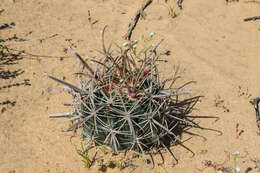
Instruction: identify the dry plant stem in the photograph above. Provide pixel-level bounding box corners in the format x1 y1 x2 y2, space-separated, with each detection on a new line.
123 0 153 40
250 97 260 135
244 16 260 22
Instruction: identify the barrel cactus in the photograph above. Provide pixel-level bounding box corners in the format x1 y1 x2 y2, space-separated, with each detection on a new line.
44 26 201 163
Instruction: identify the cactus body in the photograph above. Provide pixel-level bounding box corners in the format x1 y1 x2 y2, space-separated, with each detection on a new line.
45 27 201 162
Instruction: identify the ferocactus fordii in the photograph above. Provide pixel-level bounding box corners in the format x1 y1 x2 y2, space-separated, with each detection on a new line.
44 26 205 163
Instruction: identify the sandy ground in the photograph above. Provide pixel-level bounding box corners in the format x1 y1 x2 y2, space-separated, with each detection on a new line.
1 0 260 172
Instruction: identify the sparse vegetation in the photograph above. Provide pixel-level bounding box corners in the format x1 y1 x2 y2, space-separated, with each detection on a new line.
77 144 92 168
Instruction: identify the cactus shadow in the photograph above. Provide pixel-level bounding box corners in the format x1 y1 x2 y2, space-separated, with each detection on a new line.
0 23 31 113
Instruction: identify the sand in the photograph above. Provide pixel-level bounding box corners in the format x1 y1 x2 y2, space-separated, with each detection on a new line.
1 0 260 172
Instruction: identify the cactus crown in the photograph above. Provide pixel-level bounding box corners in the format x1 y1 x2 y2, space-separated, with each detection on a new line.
45 26 202 163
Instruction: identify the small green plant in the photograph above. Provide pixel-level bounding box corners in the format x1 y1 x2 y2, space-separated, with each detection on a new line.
168 6 177 18
99 146 109 155
164 5 177 18
233 151 240 173
115 160 125 170
45 26 204 164
77 144 92 168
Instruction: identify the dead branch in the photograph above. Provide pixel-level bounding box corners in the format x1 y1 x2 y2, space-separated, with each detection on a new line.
244 16 260 22
123 0 153 40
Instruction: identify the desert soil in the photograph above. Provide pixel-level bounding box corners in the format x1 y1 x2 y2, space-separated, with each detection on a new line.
1 0 260 173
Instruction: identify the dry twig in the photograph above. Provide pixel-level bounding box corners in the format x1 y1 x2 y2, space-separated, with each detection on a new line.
244 16 260 22
123 0 153 40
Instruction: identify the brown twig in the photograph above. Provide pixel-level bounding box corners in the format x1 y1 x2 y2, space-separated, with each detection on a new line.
244 16 260 22
250 97 260 135
236 123 239 139
123 0 153 40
